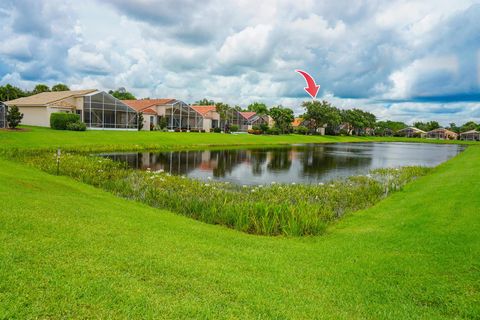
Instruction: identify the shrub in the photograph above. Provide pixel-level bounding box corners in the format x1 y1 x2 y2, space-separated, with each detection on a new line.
200 129 206 133
267 127 281 135
260 123 269 133
174 128 181 132
190 128 199 133
158 117 167 129
50 113 80 130
295 126 309 135
6 105 23 129
252 125 261 131
66 121 87 131
213 127 222 133
230 125 239 132
339 129 349 136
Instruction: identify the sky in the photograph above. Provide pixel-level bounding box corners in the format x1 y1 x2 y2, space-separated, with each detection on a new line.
0 0 480 125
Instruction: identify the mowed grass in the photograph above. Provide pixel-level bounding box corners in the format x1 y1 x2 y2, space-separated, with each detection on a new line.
0 126 474 152
0 144 479 317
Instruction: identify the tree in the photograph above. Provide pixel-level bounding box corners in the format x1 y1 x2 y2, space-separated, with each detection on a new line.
196 98 215 106
448 123 460 133
6 105 23 129
136 112 144 131
215 102 230 130
342 108 376 135
108 88 136 100
159 117 168 129
0 84 28 101
414 121 440 132
375 120 407 136
302 100 341 134
460 121 478 132
247 102 268 115
33 84 51 94
51 83 70 91
268 106 294 134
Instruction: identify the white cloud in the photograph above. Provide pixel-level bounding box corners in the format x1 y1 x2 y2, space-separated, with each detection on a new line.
0 0 479 125
218 25 273 67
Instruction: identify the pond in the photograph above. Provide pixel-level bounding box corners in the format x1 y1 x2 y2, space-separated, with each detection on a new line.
99 142 464 185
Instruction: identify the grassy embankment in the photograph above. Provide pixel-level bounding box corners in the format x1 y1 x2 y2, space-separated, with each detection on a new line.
0 127 479 318
0 126 475 152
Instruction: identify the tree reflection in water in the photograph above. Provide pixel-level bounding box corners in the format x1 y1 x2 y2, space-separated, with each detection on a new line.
99 143 463 185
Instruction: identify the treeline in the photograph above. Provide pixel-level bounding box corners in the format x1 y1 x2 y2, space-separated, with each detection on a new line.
197 98 480 136
0 83 136 102
0 83 71 101
196 99 295 134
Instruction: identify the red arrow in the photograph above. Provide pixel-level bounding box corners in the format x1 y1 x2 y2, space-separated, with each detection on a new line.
295 70 320 99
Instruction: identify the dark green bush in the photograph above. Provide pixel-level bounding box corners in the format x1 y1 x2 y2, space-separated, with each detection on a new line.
66 121 87 131
230 125 239 132
295 126 309 135
267 127 281 135
50 113 80 130
260 123 269 133
213 127 222 133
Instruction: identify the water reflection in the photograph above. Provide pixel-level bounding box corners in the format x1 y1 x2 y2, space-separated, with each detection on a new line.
100 143 464 185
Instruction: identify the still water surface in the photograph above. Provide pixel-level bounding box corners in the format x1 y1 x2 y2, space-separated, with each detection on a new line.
100 143 464 185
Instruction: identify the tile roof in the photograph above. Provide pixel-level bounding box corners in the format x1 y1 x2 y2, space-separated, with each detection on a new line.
141 107 157 115
239 112 256 119
427 128 458 135
122 99 176 112
460 129 480 134
292 118 304 127
190 105 216 116
4 89 97 106
398 127 426 133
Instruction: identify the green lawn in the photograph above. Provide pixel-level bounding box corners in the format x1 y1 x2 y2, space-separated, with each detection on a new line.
0 128 479 318
0 126 474 152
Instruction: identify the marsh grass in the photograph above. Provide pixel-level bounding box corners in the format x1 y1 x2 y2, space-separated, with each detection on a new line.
15 151 430 236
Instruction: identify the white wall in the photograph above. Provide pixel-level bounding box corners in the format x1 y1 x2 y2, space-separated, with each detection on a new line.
18 106 50 127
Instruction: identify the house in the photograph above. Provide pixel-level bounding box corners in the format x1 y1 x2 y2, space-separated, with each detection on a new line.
0 102 6 128
239 112 270 131
3 90 138 130
425 128 458 140
190 105 220 131
122 99 200 131
459 129 480 141
292 118 305 128
293 118 326 135
396 127 426 138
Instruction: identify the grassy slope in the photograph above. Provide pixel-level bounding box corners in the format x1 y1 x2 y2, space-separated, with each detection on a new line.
0 126 474 152
0 142 479 317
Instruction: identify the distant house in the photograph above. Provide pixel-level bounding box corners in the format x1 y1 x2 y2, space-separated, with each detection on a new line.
239 112 270 131
292 118 305 128
426 128 458 140
459 129 480 141
190 105 221 131
0 102 6 128
293 118 326 135
397 127 426 138
4 90 138 130
122 99 190 131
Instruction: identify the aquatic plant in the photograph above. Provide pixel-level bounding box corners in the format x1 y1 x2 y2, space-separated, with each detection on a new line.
15 152 430 236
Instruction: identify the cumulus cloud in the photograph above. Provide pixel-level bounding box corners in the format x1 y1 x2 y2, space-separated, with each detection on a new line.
0 0 479 125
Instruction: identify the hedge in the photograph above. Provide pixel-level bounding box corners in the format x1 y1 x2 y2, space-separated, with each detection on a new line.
50 113 80 130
